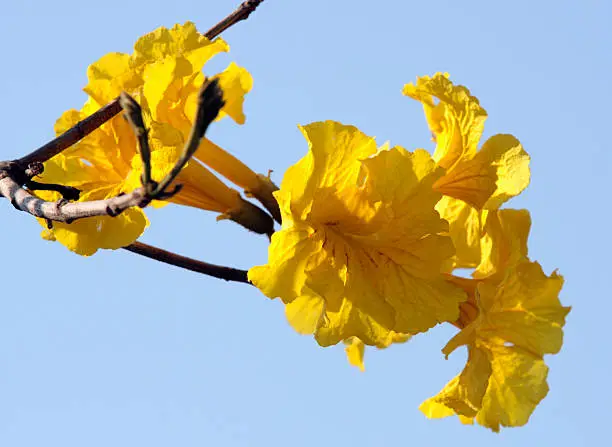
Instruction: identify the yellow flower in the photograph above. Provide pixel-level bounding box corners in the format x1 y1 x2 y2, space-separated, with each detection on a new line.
249 121 466 347
404 74 530 269
420 209 570 431
36 22 266 255
84 22 231 107
142 47 279 219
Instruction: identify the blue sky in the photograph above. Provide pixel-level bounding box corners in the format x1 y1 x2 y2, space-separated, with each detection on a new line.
0 0 608 445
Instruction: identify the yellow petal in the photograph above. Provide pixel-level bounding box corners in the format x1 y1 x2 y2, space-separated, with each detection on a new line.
476 262 570 356
132 22 228 70
475 343 550 432
84 52 140 105
430 260 569 431
194 139 262 193
433 154 497 209
285 292 325 335
142 56 186 120
249 226 320 300
344 337 366 371
251 121 466 347
285 121 378 221
436 196 484 269
342 332 411 370
475 209 531 279
403 73 487 170
479 134 531 209
214 62 253 124
38 186 149 256
422 341 551 432
420 346 491 419
49 208 148 256
432 135 529 211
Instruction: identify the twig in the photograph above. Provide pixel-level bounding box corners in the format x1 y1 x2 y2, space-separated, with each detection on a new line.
204 0 265 39
13 0 266 168
17 100 123 168
24 180 80 201
0 80 225 225
0 175 148 222
124 241 251 284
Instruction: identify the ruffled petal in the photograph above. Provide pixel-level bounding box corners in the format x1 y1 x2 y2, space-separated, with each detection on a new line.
250 121 466 347
403 73 487 170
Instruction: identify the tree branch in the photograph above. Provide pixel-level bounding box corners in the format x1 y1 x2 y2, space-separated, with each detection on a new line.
0 175 148 222
204 0 265 40
0 79 225 225
13 0 266 169
124 241 251 284
17 100 123 168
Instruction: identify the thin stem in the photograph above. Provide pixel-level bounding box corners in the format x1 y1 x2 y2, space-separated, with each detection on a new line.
204 0 265 40
124 241 251 284
0 80 225 224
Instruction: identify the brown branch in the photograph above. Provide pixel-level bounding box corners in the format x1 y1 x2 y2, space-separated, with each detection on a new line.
17 100 123 167
13 0 266 169
124 241 251 284
0 175 149 222
204 0 265 40
0 79 225 225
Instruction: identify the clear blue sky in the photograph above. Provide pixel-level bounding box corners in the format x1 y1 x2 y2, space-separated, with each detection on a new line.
0 1 608 445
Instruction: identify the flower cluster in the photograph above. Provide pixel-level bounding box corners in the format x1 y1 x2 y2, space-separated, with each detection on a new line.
249 73 569 431
36 22 275 255
32 20 568 432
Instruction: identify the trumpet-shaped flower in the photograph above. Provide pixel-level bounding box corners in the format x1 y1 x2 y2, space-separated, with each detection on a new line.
36 23 266 255
404 74 530 268
249 121 466 347
420 209 570 431
141 43 279 219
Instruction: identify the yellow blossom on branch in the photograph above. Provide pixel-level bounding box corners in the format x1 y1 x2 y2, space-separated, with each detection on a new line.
141 43 279 219
249 120 466 347
36 22 268 255
420 209 570 431
404 74 531 269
